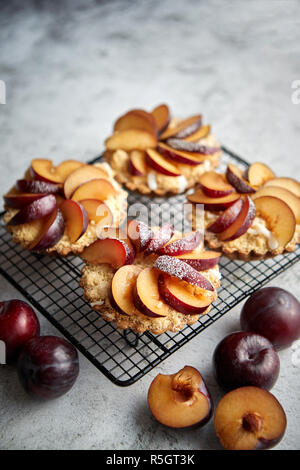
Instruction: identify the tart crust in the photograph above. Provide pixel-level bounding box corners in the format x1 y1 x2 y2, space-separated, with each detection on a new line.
196 211 300 261
104 119 222 196
3 162 128 256
79 232 221 335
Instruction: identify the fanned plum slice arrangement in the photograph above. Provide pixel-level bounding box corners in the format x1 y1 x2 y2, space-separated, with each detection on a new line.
104 104 221 187
82 220 221 323
187 161 299 253
4 158 124 253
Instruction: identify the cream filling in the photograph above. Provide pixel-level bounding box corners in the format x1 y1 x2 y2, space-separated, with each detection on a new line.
247 217 279 250
177 175 188 193
147 172 158 191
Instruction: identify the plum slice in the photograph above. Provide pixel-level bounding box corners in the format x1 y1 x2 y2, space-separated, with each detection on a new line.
81 238 135 269
60 200 89 243
175 250 221 271
133 267 169 318
113 109 157 136
214 386 287 450
183 124 211 142
252 185 300 223
199 171 235 198
63 164 110 199
29 208 65 251
254 196 296 248
207 198 244 233
264 177 300 198
109 265 143 316
127 219 154 252
151 104 170 134
4 192 51 209
158 143 209 166
246 162 275 187
71 178 117 202
226 163 255 194
166 138 220 155
146 149 181 177
158 231 201 256
144 223 174 255
158 273 214 315
79 199 113 226
187 189 241 210
160 115 202 140
30 159 64 184
8 194 57 226
105 128 157 151
128 150 147 176
154 256 214 292
16 179 60 195
218 196 256 241
148 366 213 428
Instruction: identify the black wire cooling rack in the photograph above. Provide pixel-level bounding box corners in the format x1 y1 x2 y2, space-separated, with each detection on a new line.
0 147 299 386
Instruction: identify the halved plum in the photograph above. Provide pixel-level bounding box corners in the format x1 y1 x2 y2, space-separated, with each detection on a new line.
175 250 221 271
154 256 214 292
7 195 57 226
199 172 235 198
148 366 213 429
207 198 244 233
133 267 169 318
158 231 201 256
81 238 135 268
64 164 110 199
60 200 89 243
109 265 143 316
71 179 117 202
218 196 256 242
105 129 157 151
146 149 181 177
29 208 65 251
158 273 214 315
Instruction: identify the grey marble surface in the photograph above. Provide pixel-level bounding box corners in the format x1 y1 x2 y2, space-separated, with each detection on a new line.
0 0 299 450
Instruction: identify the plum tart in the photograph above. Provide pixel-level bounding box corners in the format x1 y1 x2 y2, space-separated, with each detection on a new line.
3 158 127 256
187 162 300 260
79 220 221 334
103 104 222 196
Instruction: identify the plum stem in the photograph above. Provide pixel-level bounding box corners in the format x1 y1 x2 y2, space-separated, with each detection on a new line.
242 412 263 433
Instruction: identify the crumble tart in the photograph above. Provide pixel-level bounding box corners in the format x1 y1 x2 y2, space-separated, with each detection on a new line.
187 161 300 260
3 159 127 256
79 222 221 335
103 104 222 196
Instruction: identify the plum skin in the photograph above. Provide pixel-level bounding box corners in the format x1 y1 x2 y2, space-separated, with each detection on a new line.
0 299 40 362
213 331 280 391
17 336 79 399
240 287 300 350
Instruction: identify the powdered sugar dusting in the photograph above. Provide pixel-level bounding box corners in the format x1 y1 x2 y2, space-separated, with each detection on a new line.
154 255 214 291
160 231 201 256
145 224 174 254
